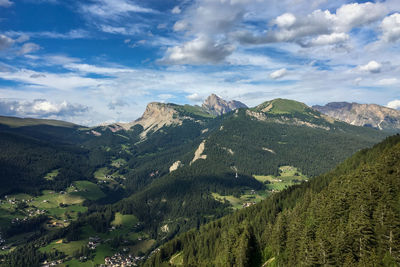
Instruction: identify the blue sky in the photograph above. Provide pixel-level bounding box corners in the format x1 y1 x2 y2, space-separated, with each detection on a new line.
0 0 400 125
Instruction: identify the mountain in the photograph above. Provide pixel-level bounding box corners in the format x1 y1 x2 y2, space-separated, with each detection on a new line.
108 94 245 137
313 102 400 132
145 134 400 267
0 99 391 266
202 93 247 116
111 102 214 138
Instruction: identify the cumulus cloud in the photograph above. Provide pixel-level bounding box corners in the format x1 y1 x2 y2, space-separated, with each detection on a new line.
162 35 235 64
172 6 181 14
334 2 387 32
186 93 203 102
164 1 389 65
0 99 89 118
202 1 388 51
270 68 288 79
359 61 382 73
0 34 14 50
0 0 12 7
275 13 297 28
18 42 41 55
307 32 349 47
380 13 400 43
387 99 400 110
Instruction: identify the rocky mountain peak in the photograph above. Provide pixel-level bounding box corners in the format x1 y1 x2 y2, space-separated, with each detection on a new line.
313 102 400 131
111 102 183 138
202 94 247 116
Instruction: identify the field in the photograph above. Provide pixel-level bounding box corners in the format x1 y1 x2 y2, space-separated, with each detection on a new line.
253 165 308 192
213 166 308 210
0 180 105 235
69 181 106 201
111 212 138 227
212 191 267 210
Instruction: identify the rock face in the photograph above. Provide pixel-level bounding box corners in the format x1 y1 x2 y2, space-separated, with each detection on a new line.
313 102 400 131
169 161 183 173
202 94 247 116
114 103 185 137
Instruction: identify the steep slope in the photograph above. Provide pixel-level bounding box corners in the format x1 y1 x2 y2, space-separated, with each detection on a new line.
0 99 391 266
109 102 214 138
202 94 247 116
108 99 388 245
145 134 400 267
313 102 400 132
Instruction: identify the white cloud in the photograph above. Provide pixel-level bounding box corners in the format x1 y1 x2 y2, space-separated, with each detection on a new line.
380 13 400 43
100 25 128 34
172 6 181 14
377 78 398 86
270 68 287 79
80 0 155 20
162 35 235 64
359 61 382 73
334 2 387 31
173 20 188 32
16 34 29 43
0 34 14 50
18 42 40 55
0 99 88 118
275 13 296 28
387 99 400 110
64 63 136 75
186 93 203 102
6 29 89 40
308 32 349 46
0 0 12 7
0 69 101 91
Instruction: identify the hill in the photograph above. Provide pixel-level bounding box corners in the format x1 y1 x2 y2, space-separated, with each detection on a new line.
145 134 400 266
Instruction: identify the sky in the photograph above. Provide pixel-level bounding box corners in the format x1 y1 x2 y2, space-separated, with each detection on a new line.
0 0 400 125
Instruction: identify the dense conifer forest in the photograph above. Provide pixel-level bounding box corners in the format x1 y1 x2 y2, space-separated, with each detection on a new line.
144 135 400 266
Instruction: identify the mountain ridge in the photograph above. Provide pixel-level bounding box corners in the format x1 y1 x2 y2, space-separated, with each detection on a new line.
313 101 400 131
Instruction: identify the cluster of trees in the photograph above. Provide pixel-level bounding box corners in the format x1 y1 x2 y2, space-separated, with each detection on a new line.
145 135 400 266
206 109 388 177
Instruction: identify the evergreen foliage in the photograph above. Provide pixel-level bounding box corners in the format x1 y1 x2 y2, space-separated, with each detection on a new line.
145 135 400 267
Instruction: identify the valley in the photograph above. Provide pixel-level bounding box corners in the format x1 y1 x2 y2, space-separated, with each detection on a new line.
0 95 396 266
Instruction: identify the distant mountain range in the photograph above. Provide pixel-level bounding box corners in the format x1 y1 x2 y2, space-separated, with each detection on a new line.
0 94 394 266
313 102 400 132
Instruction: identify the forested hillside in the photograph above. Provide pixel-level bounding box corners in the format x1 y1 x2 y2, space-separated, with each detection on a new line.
0 99 393 266
145 134 400 266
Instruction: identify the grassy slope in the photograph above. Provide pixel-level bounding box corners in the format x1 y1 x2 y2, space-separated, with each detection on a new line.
0 116 77 128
